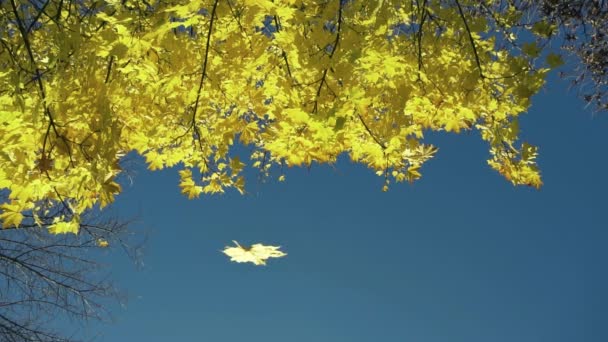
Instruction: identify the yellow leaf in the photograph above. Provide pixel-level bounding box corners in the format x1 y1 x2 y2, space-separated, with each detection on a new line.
222 240 287 266
97 239 110 248
0 201 31 228
284 108 309 124
179 169 203 199
49 220 80 234
0 209 24 228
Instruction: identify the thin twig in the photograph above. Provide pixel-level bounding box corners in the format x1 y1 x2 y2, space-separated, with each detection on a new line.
357 112 386 149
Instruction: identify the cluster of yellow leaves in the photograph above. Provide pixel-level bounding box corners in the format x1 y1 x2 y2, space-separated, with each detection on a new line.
1 0 547 233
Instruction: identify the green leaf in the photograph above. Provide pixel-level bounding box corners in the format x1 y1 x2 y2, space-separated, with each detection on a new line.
334 116 346 131
546 53 564 69
532 21 555 38
522 42 541 58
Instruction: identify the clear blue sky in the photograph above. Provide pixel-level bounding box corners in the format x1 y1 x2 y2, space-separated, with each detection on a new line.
85 72 607 342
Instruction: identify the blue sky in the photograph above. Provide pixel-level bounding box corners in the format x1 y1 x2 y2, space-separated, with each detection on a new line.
84 72 608 342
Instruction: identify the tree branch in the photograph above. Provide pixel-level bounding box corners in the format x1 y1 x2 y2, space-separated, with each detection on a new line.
454 0 485 79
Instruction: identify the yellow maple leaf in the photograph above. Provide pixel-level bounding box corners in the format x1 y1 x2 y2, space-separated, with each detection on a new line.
0 202 27 228
49 220 80 234
0 209 24 228
179 169 203 199
222 240 286 266
97 239 110 248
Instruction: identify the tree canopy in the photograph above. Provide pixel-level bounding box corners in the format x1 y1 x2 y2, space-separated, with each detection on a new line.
522 0 608 112
0 0 583 234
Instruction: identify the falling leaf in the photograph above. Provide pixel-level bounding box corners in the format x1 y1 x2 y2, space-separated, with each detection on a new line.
222 240 286 266
97 239 109 248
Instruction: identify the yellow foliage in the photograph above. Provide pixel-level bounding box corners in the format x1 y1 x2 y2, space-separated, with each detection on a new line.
0 0 548 233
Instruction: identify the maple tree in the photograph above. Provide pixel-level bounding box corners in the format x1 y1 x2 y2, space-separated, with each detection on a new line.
1 0 564 234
